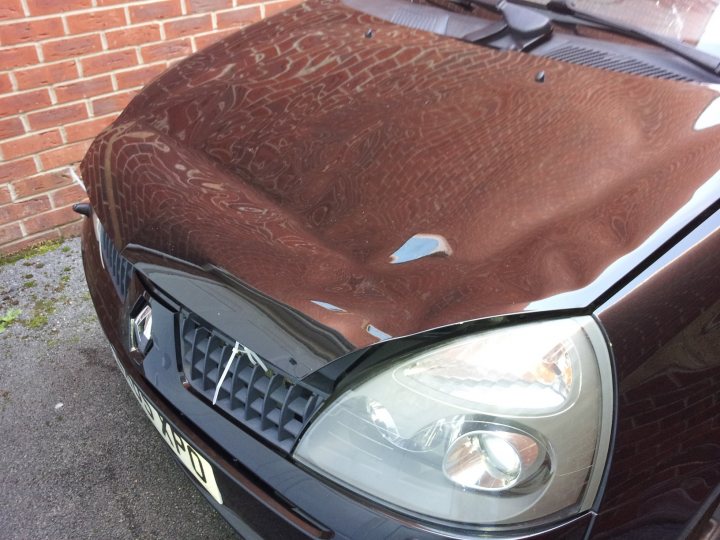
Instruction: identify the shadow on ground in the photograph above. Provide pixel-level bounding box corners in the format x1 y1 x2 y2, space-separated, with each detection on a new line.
0 238 236 539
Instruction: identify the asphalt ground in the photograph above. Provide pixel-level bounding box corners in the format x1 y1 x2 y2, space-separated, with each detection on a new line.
0 238 236 539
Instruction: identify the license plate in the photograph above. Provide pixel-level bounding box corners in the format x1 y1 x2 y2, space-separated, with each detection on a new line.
118 359 224 505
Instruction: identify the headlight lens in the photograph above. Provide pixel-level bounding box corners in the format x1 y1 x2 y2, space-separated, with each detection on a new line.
293 317 613 527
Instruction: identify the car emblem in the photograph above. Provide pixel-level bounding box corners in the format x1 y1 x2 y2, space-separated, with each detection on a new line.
212 341 269 405
130 305 153 354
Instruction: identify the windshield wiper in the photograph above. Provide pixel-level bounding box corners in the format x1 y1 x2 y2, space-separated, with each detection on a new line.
535 0 720 76
457 0 553 49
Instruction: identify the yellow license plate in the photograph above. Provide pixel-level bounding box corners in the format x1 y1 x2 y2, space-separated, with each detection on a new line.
119 359 224 505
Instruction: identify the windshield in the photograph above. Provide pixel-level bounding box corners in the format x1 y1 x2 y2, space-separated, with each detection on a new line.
530 0 720 54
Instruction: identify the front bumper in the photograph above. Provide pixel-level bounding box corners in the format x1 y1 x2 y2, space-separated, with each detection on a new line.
81 218 595 540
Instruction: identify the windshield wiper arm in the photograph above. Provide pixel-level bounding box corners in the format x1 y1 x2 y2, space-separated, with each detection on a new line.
458 0 553 48
539 0 720 76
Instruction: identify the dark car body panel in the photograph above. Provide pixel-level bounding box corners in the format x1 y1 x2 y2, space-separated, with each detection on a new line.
82 0 720 370
82 219 598 540
78 0 720 537
593 210 720 538
81 204 720 539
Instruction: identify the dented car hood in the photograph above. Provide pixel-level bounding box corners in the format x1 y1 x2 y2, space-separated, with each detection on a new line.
81 0 720 373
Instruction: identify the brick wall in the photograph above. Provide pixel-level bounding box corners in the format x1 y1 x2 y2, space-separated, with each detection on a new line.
0 0 298 254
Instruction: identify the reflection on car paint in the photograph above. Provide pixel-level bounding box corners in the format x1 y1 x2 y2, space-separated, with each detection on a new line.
526 169 720 311
366 324 392 342
311 300 347 312
390 234 453 264
695 96 720 131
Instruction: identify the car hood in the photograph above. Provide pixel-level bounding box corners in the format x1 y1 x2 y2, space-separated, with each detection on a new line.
82 0 720 375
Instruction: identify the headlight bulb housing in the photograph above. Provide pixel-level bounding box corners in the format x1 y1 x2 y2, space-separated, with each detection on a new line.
293 317 613 528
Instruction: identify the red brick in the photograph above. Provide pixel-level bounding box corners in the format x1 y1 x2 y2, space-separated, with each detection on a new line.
26 0 92 16
0 17 64 46
24 205 79 235
115 63 166 90
0 184 11 205
189 0 231 13
12 170 73 199
43 34 102 62
58 219 83 238
106 23 161 49
195 29 236 50
0 222 23 245
82 49 137 77
265 0 302 17
0 229 61 255
55 76 112 103
164 14 212 39
67 8 126 33
129 1 182 24
38 141 91 169
0 44 39 70
217 7 262 29
0 73 12 93
1 130 62 160
0 0 23 21
0 89 52 117
0 117 25 139
65 115 116 143
91 90 137 115
0 196 50 224
141 37 191 63
51 183 86 207
14 60 78 90
97 0 132 4
0 158 37 183
28 103 88 131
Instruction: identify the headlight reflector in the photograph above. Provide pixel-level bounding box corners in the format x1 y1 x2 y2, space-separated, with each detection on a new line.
294 317 613 527
443 430 526 491
397 320 580 415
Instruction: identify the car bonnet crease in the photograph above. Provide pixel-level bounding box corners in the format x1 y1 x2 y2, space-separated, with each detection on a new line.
81 0 720 372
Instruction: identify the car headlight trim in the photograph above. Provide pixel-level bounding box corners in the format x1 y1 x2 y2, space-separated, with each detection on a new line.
293 316 613 528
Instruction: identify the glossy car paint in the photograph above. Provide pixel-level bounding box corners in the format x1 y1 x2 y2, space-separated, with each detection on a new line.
78 0 720 537
593 210 720 538
81 220 598 539
81 207 720 539
82 0 720 363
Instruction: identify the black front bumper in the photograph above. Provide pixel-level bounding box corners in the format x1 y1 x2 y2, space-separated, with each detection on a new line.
81 218 595 540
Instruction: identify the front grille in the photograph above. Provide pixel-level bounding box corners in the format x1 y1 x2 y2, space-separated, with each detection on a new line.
179 313 323 452
98 226 133 299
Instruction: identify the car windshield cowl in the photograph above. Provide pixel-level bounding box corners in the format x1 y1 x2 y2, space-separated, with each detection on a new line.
521 0 720 75
427 0 720 77
513 0 720 52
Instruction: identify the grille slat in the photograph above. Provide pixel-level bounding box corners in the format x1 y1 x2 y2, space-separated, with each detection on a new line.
246 366 265 420
201 336 215 391
234 387 249 406
266 408 281 427
288 395 309 417
284 419 304 438
98 225 133 299
179 314 323 452
229 357 244 410
262 376 284 430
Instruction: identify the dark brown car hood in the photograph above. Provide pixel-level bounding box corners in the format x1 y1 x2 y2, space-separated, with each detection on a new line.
82 0 720 366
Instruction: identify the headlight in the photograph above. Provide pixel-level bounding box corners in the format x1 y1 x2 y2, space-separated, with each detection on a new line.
293 317 613 527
